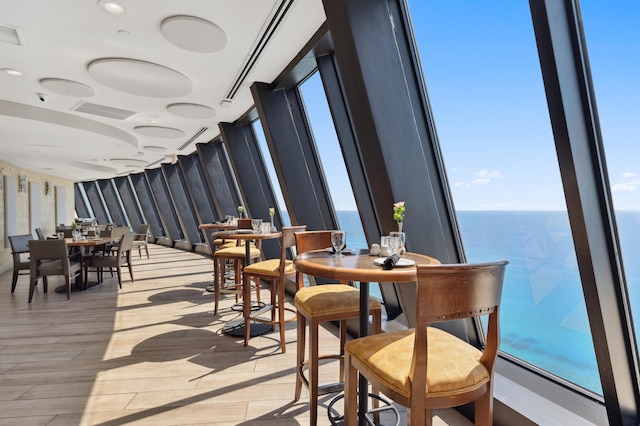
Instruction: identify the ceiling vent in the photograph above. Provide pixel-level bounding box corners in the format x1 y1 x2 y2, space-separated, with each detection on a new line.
0 24 23 46
224 0 294 100
178 127 208 151
73 101 136 120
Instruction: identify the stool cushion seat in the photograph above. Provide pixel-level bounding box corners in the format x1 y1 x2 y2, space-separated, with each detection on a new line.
214 246 261 258
295 284 381 316
243 258 295 277
345 327 488 399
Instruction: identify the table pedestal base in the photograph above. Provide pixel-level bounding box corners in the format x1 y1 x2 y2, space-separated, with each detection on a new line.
223 317 271 337
54 280 102 293
327 393 400 426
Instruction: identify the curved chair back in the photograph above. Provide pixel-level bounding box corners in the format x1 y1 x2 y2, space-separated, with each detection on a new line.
8 234 34 292
237 218 252 230
412 261 508 415
118 232 136 254
28 239 82 302
35 228 46 240
135 224 150 241
293 230 335 288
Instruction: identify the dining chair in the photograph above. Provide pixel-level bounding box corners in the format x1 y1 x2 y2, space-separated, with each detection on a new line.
212 217 262 314
343 260 508 426
87 232 135 288
8 234 34 293
28 239 82 302
132 223 150 259
242 225 307 353
293 230 382 426
212 237 262 315
35 227 47 240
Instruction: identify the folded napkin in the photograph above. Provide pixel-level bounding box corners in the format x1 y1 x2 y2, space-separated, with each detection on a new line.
382 253 400 270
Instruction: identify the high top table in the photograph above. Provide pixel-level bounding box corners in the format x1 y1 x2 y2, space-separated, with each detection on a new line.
294 249 439 425
54 236 116 293
211 229 282 337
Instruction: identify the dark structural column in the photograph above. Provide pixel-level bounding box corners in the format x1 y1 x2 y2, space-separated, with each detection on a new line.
220 121 280 260
322 0 464 327
162 162 202 249
130 172 167 245
321 0 461 262
113 176 145 233
530 0 640 424
251 81 338 232
197 141 241 219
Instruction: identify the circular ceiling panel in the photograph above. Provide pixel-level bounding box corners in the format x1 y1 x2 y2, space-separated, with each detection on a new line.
167 103 216 119
40 78 95 97
161 16 227 53
143 145 167 153
87 58 192 97
134 125 185 138
110 158 148 166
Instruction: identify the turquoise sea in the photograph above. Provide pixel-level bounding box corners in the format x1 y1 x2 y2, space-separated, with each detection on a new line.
331 209 640 395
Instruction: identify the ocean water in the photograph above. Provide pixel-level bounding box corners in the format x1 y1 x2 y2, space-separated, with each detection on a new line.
290 210 640 394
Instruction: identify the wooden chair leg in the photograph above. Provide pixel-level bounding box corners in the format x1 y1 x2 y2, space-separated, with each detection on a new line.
294 311 305 401
116 264 122 288
214 257 221 315
344 353 358 426
11 271 19 293
309 318 319 426
144 244 149 259
278 279 286 353
28 277 37 303
65 276 71 300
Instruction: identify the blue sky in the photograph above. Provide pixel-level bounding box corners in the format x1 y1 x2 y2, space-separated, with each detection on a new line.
262 1 640 212
408 0 640 211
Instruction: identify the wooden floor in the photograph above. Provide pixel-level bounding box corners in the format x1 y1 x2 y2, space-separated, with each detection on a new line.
0 244 472 425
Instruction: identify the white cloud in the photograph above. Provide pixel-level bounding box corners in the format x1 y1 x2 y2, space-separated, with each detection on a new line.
471 168 501 184
454 181 470 188
622 172 636 178
612 182 637 192
472 178 490 184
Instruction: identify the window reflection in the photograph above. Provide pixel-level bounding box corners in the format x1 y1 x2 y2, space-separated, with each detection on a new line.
407 0 601 393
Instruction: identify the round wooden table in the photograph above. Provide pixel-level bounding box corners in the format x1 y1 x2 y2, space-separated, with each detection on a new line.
294 249 439 425
211 229 282 337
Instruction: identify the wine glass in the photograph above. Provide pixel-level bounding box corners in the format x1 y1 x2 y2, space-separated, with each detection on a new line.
251 218 263 233
389 231 405 255
331 230 346 257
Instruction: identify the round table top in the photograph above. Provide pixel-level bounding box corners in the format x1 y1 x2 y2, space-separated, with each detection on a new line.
212 229 282 241
294 250 440 283
199 222 237 230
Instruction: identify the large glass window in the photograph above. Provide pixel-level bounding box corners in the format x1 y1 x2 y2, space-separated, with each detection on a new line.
407 1 601 394
252 119 291 227
581 1 640 355
299 72 367 250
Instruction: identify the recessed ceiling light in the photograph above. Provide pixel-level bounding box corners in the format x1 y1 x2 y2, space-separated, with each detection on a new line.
2 68 23 76
98 0 125 15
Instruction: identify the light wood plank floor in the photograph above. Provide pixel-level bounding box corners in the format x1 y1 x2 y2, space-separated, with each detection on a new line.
0 244 472 425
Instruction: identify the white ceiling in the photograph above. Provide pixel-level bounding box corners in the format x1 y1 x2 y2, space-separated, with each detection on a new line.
0 0 326 181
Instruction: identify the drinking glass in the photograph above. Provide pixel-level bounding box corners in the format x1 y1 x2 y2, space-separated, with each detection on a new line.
94 228 100 239
331 230 346 257
57 232 64 240
389 231 405 255
251 218 263 233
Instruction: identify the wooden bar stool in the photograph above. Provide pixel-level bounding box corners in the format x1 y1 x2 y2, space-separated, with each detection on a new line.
242 225 307 353
292 230 382 426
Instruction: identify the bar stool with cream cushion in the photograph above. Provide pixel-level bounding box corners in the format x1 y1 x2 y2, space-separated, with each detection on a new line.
293 230 382 426
242 225 307 353
343 261 508 426
213 218 262 315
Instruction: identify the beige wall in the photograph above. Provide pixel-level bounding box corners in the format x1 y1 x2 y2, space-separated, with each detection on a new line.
0 159 75 274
